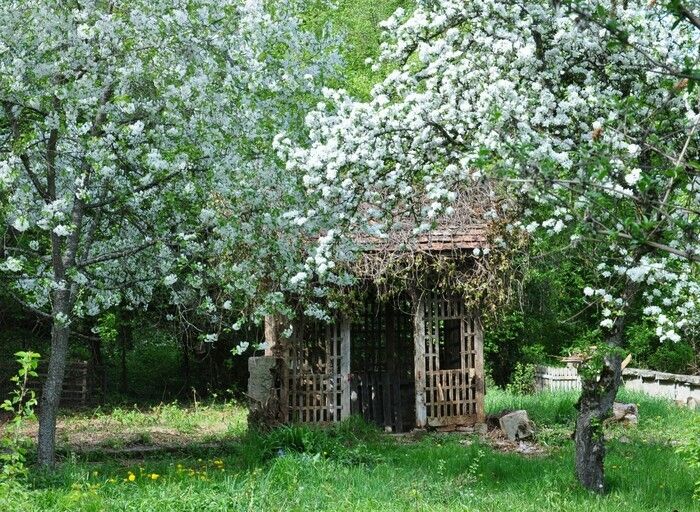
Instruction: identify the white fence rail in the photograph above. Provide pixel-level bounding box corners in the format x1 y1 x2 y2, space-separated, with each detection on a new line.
534 365 700 409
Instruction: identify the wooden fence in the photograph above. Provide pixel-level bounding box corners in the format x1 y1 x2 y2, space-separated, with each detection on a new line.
534 365 581 392
534 365 700 409
0 360 89 408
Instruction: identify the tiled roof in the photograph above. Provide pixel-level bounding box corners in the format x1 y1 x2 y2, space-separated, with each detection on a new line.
414 226 487 251
357 224 487 253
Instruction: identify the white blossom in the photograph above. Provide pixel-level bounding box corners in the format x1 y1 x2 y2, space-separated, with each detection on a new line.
52 225 72 237
624 168 642 186
11 216 29 232
281 0 699 345
2 257 23 272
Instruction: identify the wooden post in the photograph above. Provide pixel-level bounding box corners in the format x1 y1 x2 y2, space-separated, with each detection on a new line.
279 318 291 423
340 316 351 421
385 304 397 431
474 313 485 423
80 362 88 408
264 314 278 357
263 313 290 422
412 290 427 428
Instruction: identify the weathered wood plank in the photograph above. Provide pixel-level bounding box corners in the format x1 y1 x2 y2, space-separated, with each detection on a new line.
413 290 427 428
340 316 351 421
474 313 485 423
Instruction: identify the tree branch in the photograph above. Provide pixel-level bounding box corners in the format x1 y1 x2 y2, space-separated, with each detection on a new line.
2 101 50 202
679 3 700 30
77 239 158 269
596 228 700 262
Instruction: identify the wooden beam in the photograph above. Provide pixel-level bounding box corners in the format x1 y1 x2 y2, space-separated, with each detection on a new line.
340 316 351 421
278 318 294 423
412 290 427 428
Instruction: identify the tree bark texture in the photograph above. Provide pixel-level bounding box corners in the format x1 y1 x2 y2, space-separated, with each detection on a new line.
574 352 621 492
37 292 71 468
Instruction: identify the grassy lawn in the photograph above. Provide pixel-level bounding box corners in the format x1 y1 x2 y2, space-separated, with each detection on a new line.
1 390 697 511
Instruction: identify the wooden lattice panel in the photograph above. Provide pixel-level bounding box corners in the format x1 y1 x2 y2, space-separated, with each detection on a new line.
423 292 483 427
287 321 343 423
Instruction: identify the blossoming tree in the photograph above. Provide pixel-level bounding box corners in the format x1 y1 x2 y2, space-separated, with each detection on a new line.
280 0 700 492
0 0 337 467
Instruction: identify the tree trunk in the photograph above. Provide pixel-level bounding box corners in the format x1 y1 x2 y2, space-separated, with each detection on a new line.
574 352 621 492
37 296 71 468
118 318 132 395
573 277 639 492
181 329 191 392
89 335 106 402
571 231 656 492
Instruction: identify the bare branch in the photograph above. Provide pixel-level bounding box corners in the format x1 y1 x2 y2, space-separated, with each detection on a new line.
10 292 52 319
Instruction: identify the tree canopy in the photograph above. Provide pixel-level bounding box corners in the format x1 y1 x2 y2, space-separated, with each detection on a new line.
279 0 700 491
0 0 339 466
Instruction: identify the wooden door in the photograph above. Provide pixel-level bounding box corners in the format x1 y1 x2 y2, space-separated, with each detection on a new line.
422 292 484 427
287 320 343 423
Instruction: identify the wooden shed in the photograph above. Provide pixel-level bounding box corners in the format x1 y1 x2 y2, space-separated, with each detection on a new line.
248 224 488 432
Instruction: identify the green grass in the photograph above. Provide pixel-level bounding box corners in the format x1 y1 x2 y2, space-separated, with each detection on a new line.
1 391 697 511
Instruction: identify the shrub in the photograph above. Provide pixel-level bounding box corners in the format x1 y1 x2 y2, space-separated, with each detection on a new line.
0 351 40 481
627 322 695 374
506 362 536 395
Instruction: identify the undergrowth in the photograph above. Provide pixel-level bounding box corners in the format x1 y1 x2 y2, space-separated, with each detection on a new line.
0 390 694 511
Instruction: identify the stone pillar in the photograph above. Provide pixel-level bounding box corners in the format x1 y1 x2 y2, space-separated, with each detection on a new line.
247 356 283 428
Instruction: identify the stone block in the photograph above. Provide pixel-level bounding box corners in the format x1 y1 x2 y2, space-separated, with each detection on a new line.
499 410 535 441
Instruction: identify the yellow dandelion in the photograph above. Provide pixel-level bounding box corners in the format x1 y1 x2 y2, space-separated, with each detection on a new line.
127 472 136 482
150 473 160 481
